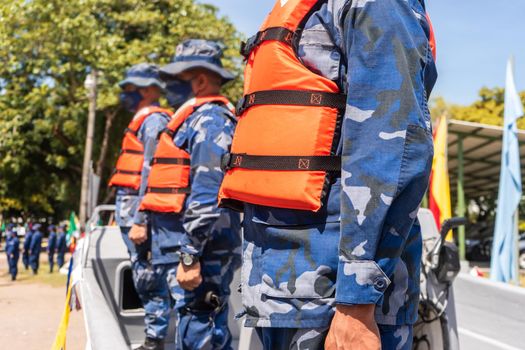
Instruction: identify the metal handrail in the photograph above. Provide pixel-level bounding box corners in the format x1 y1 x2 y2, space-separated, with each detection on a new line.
82 205 116 268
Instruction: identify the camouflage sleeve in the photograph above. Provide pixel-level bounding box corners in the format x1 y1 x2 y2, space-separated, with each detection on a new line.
133 112 169 225
336 0 435 305
176 105 236 256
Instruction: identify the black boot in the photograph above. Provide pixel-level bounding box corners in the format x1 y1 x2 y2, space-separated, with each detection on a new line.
11 275 16 281
136 338 164 350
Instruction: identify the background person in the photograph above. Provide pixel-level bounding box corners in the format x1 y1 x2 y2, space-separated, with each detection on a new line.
29 223 43 275
144 39 242 350
47 224 57 273
108 63 174 350
56 224 67 269
6 228 20 281
22 223 33 270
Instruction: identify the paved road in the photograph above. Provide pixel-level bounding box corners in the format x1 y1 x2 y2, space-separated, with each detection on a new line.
455 274 525 350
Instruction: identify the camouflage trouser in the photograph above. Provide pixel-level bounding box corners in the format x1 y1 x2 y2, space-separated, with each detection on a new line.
255 324 413 350
29 251 40 272
22 251 29 269
48 251 55 272
121 226 172 340
57 252 65 268
8 254 19 279
164 254 239 350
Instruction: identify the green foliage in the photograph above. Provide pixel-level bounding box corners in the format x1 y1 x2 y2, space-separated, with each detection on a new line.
0 0 243 218
430 87 525 129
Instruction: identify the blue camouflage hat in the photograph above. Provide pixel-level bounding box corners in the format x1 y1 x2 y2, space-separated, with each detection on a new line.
160 39 234 85
119 63 166 89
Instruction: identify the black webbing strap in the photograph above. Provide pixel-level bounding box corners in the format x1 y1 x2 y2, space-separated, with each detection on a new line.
146 187 191 194
114 169 142 175
163 128 176 138
121 149 144 155
240 27 296 58
125 127 138 136
151 158 190 165
222 154 341 172
236 90 347 115
151 157 190 166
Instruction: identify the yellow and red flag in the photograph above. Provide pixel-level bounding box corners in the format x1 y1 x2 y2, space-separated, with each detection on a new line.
429 117 452 236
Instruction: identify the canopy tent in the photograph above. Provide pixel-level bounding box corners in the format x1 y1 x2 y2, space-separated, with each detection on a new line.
445 119 525 259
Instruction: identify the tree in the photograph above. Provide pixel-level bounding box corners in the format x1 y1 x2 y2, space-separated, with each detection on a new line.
0 0 243 219
430 87 525 129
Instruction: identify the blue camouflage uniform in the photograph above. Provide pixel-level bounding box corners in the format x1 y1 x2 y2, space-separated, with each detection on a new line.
152 40 242 350
22 227 33 270
29 224 43 274
56 226 67 268
240 1 437 349
170 102 242 350
6 230 20 281
115 63 172 343
48 225 57 272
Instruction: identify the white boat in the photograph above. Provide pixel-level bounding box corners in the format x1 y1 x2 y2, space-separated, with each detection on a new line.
73 205 461 350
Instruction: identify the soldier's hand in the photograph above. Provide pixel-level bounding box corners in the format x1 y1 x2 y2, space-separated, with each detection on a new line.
176 261 203 291
325 304 380 350
128 224 147 245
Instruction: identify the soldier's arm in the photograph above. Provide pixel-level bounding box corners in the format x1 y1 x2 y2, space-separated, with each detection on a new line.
335 0 435 306
133 113 169 225
178 107 235 256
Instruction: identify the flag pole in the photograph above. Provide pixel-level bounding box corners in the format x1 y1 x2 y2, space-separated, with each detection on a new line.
513 210 520 286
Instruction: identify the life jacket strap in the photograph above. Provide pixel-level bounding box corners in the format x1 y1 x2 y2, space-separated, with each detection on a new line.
150 157 191 166
236 90 347 115
120 149 144 155
124 127 139 136
241 27 296 59
113 169 142 175
222 154 341 172
146 187 191 194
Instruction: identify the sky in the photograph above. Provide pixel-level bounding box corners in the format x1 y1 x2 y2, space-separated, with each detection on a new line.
202 0 525 105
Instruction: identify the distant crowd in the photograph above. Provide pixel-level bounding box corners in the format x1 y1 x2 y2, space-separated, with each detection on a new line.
2 222 71 281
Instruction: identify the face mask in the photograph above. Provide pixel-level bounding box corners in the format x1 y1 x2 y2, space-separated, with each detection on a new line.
165 80 193 109
119 90 143 113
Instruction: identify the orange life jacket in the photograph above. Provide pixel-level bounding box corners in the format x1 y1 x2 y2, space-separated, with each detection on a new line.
139 96 234 213
219 0 344 212
219 0 437 212
108 106 174 190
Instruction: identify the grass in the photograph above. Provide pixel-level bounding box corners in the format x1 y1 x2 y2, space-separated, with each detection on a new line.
1 257 68 288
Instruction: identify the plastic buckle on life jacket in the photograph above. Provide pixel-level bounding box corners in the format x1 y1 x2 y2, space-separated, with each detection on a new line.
221 153 232 171
235 96 247 115
240 32 260 60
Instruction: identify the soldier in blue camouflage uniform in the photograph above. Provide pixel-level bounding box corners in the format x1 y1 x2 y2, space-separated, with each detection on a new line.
152 39 242 350
240 1 437 349
56 224 67 269
29 223 43 274
115 63 173 350
22 223 33 270
5 225 19 281
47 224 57 273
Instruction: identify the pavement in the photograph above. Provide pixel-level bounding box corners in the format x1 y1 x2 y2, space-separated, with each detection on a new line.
0 255 86 349
455 273 525 350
